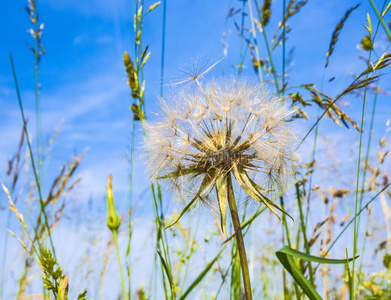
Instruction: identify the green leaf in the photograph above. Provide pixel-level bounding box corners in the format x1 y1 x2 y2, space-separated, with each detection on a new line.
165 171 215 229
369 0 391 40
140 52 151 68
140 80 145 99
156 248 174 295
77 290 88 300
179 248 223 300
56 275 69 300
137 5 143 22
382 1 391 17
374 52 387 71
275 246 358 300
232 166 292 221
216 175 228 237
147 1 161 14
141 45 149 61
366 13 372 34
158 167 202 179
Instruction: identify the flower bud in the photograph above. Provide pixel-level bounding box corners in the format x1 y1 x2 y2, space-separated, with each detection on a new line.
106 175 121 232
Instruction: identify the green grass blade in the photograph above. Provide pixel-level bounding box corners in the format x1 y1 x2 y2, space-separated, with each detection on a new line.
157 248 175 300
276 246 358 300
9 54 56 258
216 175 228 237
368 0 391 40
276 249 322 300
165 172 215 229
179 248 223 300
277 246 357 265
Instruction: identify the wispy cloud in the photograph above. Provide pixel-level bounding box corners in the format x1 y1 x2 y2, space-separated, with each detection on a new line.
40 0 131 19
0 63 140 203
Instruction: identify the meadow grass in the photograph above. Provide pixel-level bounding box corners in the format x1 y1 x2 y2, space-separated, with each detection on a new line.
2 0 391 299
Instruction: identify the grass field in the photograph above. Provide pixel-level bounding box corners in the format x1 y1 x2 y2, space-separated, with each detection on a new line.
1 0 391 299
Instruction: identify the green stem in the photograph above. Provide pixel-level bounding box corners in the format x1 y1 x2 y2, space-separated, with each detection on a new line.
151 184 170 300
280 197 300 299
238 0 247 76
368 0 391 40
352 3 385 293
296 184 314 285
10 54 56 258
113 230 127 300
160 0 167 97
313 182 391 274
357 85 379 287
33 1 43 186
247 0 264 84
126 118 136 300
0 212 12 298
227 174 252 300
253 0 278 90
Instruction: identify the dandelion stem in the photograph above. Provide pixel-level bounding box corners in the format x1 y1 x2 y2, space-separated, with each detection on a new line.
227 174 252 300
113 230 127 300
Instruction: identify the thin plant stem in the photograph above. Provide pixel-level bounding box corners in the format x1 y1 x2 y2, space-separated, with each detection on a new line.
9 54 56 258
126 118 136 300
296 184 314 284
280 197 300 299
247 0 264 84
357 85 379 285
352 44 372 300
178 215 201 297
313 182 391 273
352 3 385 293
152 182 175 300
227 174 252 300
238 0 247 76
113 230 127 300
282 0 286 91
0 212 12 298
129 2 173 298
160 0 167 97
253 0 278 91
346 248 353 299
368 0 391 40
32 0 43 186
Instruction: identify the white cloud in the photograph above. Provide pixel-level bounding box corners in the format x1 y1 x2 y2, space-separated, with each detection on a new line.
41 0 132 19
0 63 137 203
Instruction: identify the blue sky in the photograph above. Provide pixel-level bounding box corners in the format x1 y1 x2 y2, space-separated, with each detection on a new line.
2 0 390 201
1 0 391 298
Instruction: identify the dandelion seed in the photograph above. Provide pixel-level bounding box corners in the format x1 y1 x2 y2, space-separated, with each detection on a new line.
144 76 298 299
143 77 297 235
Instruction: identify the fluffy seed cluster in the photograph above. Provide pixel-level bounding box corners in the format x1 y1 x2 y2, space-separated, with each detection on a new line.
143 77 297 231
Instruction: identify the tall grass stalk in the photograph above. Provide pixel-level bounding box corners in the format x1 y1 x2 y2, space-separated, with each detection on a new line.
160 0 167 97
368 0 391 40
352 4 385 295
33 6 43 186
9 54 56 258
314 182 391 271
252 0 278 91
113 230 128 300
247 0 264 84
357 85 379 284
295 184 314 284
0 126 25 298
237 0 247 76
126 118 135 300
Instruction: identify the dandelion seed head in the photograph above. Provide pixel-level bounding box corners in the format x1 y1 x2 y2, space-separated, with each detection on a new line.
144 77 298 223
